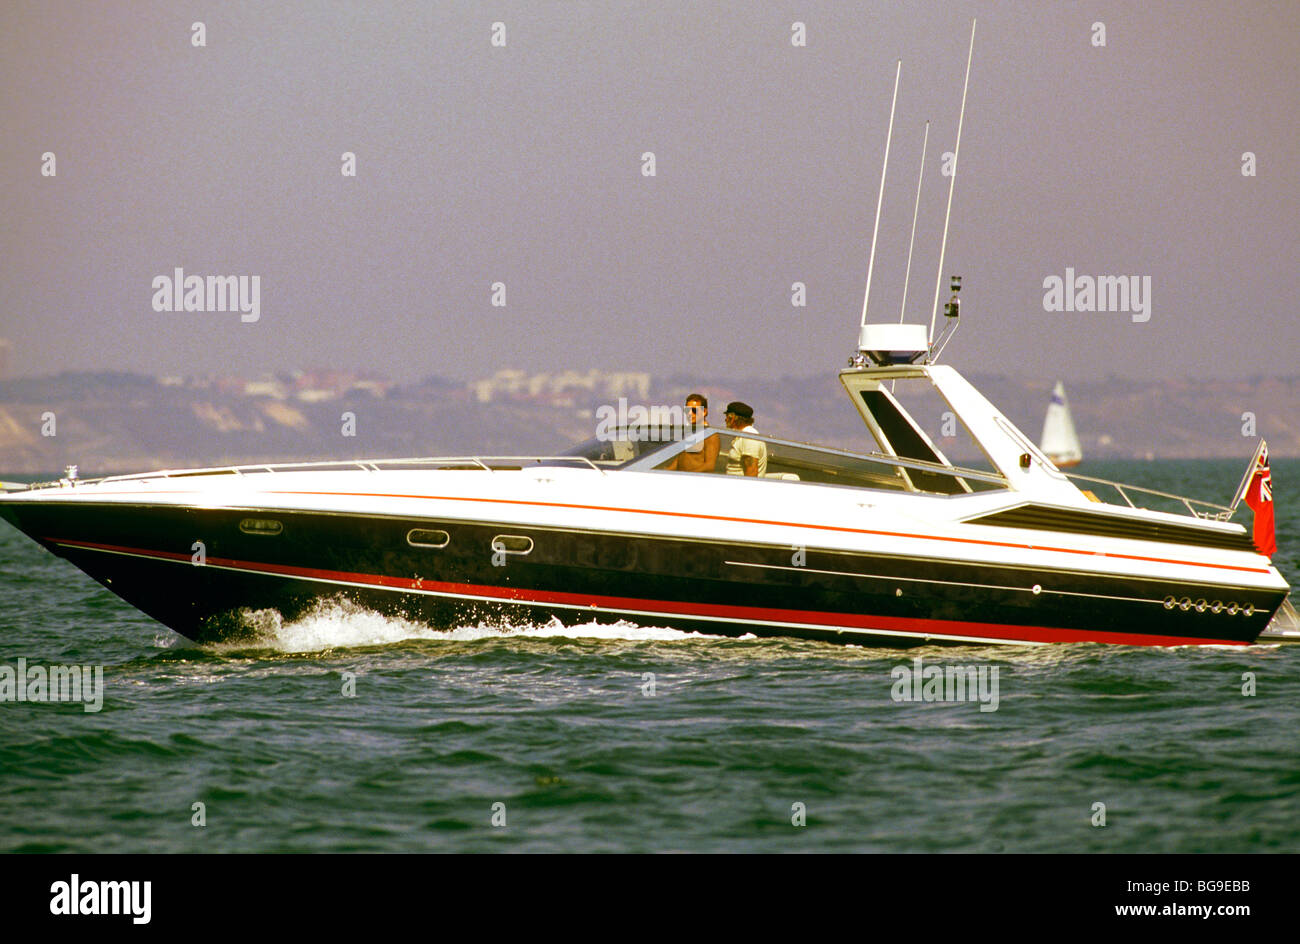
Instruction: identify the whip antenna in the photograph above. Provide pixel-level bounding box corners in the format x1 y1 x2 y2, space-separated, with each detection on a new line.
860 59 901 328
899 121 930 323
929 19 976 343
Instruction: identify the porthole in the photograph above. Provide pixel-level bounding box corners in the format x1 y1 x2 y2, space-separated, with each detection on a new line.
1211 601 1223 614
1227 603 1239 615
407 528 450 548
1162 596 1176 610
1179 597 1192 611
1194 599 1208 613
1243 603 1255 617
239 518 283 536
492 535 534 555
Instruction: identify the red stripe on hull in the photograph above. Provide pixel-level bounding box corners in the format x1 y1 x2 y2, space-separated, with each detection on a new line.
49 537 1250 647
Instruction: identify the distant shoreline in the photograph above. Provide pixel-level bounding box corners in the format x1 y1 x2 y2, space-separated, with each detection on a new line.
1 369 1296 471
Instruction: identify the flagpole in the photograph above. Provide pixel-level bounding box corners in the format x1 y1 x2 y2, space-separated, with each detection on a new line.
1229 438 1267 513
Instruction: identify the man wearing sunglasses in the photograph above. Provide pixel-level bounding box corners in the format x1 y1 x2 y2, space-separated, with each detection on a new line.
666 393 721 472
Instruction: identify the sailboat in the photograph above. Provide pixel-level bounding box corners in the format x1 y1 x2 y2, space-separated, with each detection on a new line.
1040 381 1083 468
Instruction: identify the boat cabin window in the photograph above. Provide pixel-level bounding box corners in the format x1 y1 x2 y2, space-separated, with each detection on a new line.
239 518 284 535
407 528 450 548
852 379 1002 492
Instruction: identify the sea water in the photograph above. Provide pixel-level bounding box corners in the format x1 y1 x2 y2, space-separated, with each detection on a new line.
1 460 1296 852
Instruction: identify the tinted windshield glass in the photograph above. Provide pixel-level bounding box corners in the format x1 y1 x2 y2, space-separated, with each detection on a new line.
558 428 682 466
648 429 1001 494
854 378 999 476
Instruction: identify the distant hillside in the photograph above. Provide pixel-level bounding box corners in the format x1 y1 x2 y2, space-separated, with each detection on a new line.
0 370 1296 476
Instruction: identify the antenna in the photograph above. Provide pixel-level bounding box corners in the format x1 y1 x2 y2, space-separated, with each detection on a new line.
928 19 976 343
899 121 929 323
860 59 901 329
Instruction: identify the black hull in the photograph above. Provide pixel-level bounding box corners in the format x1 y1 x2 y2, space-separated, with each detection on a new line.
0 501 1283 647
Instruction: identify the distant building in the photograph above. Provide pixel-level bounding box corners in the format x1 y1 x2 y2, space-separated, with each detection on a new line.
347 379 390 398
295 388 337 403
470 368 651 404
244 378 289 399
600 371 650 400
0 338 11 379
289 368 392 402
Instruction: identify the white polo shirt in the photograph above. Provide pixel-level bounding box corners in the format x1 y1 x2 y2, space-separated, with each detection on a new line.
726 425 768 476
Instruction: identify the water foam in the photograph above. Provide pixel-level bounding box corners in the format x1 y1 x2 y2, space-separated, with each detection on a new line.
202 598 720 653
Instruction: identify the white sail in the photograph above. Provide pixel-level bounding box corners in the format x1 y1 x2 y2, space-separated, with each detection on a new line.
1040 381 1082 467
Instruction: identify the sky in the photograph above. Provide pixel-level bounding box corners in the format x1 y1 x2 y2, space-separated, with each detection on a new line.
2 0 1297 384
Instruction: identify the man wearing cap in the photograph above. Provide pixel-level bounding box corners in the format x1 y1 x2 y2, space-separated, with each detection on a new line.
723 401 767 477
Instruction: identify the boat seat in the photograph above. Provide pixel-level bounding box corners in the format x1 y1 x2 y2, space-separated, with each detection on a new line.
764 472 800 481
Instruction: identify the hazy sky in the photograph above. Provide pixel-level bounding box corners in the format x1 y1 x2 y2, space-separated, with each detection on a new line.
2 1 1297 384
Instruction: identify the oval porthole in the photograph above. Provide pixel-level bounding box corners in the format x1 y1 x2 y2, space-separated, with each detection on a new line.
240 518 283 536
407 528 450 548
491 535 533 555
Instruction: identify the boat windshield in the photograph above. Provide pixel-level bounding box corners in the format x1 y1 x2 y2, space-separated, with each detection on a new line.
559 422 1007 494
630 428 1005 494
557 427 685 467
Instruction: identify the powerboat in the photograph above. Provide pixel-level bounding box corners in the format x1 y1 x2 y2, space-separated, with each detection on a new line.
0 339 1291 647
2 22 1291 648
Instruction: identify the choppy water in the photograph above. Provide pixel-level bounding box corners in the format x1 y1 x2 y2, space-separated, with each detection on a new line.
1 460 1297 853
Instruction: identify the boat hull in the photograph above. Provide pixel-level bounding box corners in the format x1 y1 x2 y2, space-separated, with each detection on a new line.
0 499 1283 647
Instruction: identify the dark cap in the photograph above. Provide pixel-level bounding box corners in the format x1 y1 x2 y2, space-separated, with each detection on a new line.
724 401 754 420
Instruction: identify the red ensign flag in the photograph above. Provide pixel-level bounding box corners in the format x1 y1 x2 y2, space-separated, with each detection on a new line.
1244 440 1276 556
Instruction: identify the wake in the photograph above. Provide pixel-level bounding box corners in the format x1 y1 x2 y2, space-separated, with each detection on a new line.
171 598 728 653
